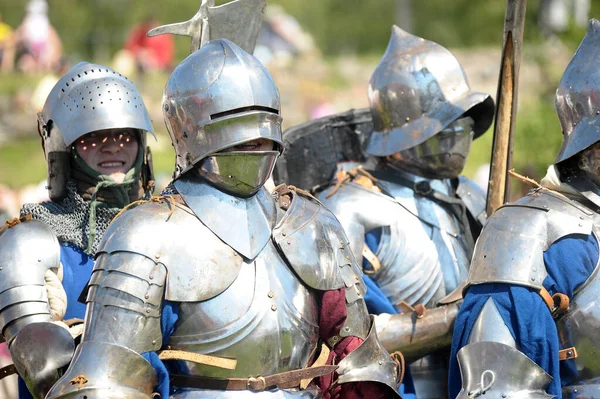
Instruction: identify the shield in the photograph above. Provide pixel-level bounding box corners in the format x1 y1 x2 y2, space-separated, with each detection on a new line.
273 108 373 192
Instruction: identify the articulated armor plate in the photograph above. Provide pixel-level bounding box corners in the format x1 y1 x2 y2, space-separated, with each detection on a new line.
365 25 494 157
0 219 60 343
319 173 475 308
456 342 553 399
555 19 600 164
46 341 157 399
467 189 593 291
272 189 370 342
337 316 400 393
97 198 244 303
556 260 600 396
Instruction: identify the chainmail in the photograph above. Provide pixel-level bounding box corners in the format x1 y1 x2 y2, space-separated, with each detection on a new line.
20 181 121 255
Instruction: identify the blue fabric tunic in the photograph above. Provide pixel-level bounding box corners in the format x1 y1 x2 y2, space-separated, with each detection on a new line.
448 233 598 399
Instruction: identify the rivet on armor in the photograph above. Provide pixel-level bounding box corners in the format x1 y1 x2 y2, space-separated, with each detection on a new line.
333 336 339 342
287 241 291 245
530 277 535 281
345 326 350 332
532 267 537 272
271 304 277 311
38 259 41 262
378 361 383 365
146 309 150 313
145 294 150 299
567 350 573 356
155 253 161 260
282 232 286 237
0 267 3 271
149 275 154 280
405 117 410 122
502 395 507 398
152 340 156 345
267 291 274 298
580 216 585 220
579 223 583 227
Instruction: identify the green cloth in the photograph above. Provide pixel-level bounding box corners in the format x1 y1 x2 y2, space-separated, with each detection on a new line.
71 144 144 253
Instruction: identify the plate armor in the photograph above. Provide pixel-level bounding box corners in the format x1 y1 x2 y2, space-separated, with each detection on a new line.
458 188 600 398
46 180 400 399
319 170 485 398
0 219 76 399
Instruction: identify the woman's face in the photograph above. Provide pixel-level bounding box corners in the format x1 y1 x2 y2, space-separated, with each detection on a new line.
74 128 139 183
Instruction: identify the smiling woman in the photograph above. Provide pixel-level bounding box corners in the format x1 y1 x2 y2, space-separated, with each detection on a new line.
0 62 155 399
74 128 140 183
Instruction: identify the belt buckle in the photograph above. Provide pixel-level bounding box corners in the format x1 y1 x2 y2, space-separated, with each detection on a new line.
248 376 267 391
414 181 432 196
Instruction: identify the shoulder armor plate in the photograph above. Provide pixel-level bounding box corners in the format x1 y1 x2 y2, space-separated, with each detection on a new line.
467 189 593 291
273 189 371 340
456 176 487 226
98 200 244 302
0 219 59 341
273 190 357 291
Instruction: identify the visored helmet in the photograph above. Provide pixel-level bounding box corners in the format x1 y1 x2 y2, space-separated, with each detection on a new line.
162 38 283 197
38 62 154 201
365 25 494 157
555 19 600 165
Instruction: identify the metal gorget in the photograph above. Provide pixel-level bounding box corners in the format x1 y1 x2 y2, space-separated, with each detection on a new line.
174 174 277 260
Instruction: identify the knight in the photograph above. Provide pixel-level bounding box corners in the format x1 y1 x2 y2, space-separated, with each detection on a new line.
44 17 402 399
317 26 494 398
449 19 600 399
0 62 154 399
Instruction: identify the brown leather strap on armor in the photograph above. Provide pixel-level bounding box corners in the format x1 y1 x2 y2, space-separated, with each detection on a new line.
170 365 338 392
0 364 17 381
558 347 578 361
396 301 427 319
362 244 381 275
538 287 570 318
0 214 33 234
158 349 237 370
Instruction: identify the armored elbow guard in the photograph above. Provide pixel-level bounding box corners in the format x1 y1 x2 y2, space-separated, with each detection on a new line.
46 341 157 399
336 316 402 397
0 219 60 343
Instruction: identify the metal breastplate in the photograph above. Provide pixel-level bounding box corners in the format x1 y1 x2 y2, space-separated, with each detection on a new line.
557 261 600 398
167 239 320 384
374 177 472 307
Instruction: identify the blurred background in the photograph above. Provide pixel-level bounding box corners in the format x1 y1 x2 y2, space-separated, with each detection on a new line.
0 0 598 220
0 1 597 395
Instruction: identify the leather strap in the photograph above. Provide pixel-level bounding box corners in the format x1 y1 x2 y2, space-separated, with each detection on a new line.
170 365 338 392
158 349 237 370
0 364 16 381
362 244 381 275
559 347 578 361
539 287 570 318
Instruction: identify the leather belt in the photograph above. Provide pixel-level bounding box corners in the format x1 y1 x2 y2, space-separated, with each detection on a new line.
0 364 17 381
170 365 338 392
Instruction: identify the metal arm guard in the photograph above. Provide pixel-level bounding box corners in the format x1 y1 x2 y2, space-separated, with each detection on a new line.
0 219 60 342
456 342 553 399
45 341 157 399
336 316 401 396
272 188 370 342
0 219 75 399
466 189 593 292
376 300 461 363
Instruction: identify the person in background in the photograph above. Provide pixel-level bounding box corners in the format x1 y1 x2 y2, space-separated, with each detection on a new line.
0 62 155 399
